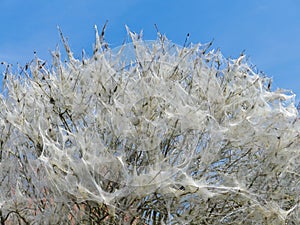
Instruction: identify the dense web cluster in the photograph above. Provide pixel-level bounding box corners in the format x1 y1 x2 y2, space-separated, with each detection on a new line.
0 26 299 224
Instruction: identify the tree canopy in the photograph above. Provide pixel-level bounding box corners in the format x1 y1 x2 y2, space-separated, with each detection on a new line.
0 26 299 224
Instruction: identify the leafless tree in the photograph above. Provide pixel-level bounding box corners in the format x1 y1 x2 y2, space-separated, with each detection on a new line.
0 25 299 224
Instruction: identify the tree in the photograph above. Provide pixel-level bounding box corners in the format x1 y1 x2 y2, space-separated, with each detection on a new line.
0 25 299 224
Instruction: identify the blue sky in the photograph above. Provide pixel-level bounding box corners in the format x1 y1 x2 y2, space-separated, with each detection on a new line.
1 0 300 102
